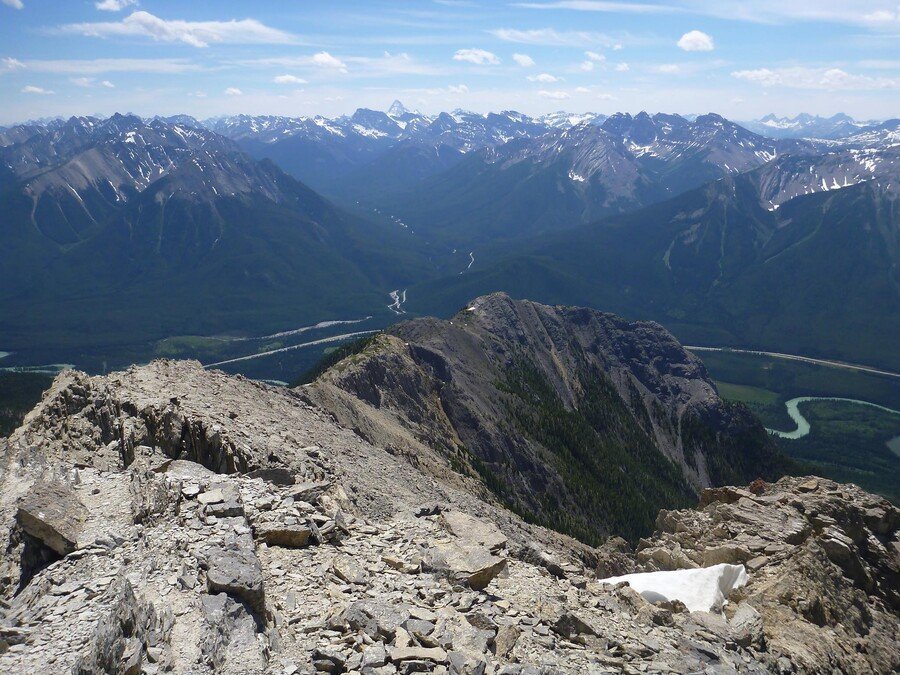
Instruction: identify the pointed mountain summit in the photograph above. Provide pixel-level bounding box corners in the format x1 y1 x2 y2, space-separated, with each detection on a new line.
387 100 411 117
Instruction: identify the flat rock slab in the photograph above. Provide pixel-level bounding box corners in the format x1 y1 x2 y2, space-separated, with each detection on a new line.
16 482 88 556
198 489 225 505
255 522 311 548
388 646 448 663
424 542 507 591
333 554 369 585
441 511 508 553
164 459 218 481
291 481 331 504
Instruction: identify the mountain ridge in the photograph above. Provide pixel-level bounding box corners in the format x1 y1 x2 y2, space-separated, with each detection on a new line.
0 340 895 673
307 292 790 543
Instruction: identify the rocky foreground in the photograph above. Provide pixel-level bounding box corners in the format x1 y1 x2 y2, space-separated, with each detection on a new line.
0 360 897 674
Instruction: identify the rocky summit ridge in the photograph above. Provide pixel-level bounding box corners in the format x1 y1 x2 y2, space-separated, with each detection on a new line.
0 299 896 674
309 293 787 543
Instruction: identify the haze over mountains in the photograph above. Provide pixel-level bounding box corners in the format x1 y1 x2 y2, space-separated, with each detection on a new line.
0 104 898 374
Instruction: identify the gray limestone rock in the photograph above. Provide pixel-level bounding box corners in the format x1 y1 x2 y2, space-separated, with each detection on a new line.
16 482 88 556
204 544 266 619
423 543 507 591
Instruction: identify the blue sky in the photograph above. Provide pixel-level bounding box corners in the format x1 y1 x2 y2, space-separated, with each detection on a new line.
1 0 898 124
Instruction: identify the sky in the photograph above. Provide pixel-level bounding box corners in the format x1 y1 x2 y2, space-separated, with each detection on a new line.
1 0 899 124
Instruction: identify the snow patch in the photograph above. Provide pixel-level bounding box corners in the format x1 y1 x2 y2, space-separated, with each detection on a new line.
597 563 748 613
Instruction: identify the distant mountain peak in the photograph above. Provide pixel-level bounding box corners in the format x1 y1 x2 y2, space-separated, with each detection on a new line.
387 100 411 117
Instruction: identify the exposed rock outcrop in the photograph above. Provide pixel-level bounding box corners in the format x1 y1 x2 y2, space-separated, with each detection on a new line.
16 481 87 556
0 357 894 673
308 292 789 542
637 476 900 674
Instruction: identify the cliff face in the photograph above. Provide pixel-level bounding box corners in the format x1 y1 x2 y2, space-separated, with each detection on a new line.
309 293 788 542
0 360 896 674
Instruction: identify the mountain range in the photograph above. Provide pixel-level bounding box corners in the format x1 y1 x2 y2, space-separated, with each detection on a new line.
0 113 427 354
741 112 885 139
0 104 897 372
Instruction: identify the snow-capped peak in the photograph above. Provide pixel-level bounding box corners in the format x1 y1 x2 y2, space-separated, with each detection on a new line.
388 100 411 118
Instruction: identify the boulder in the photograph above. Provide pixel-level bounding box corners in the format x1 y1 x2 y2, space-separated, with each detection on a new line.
424 543 507 591
255 522 311 548
518 543 566 578
432 607 492 656
333 554 369 585
338 600 410 641
494 625 520 658
388 646 448 663
441 512 507 553
361 642 388 669
16 482 88 555
198 489 225 505
729 603 763 649
553 611 599 639
204 544 266 618
291 481 331 504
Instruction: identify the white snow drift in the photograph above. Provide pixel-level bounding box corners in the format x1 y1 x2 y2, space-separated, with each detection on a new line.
598 563 748 613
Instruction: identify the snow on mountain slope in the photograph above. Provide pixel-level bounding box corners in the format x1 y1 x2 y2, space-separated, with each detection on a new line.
754 145 900 209
744 113 879 140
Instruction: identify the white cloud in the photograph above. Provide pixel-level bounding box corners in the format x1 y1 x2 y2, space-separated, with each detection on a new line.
528 72 560 82
2 0 24 9
732 66 900 90
448 83 469 93
70 76 117 88
245 52 437 79
13 58 199 75
22 85 53 95
514 0 900 30
273 74 308 85
95 0 137 11
311 51 347 71
1 57 25 72
453 48 500 65
653 64 681 74
514 2 674 14
572 84 617 98
615 62 629 71
512 53 535 67
538 89 570 99
224 87 242 96
678 30 714 51
490 28 618 47
580 51 606 72
59 11 295 48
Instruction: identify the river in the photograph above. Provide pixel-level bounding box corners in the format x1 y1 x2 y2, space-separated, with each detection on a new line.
768 396 900 440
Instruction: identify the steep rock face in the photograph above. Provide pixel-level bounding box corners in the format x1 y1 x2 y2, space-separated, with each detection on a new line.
308 293 787 543
638 476 900 674
0 361 895 674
